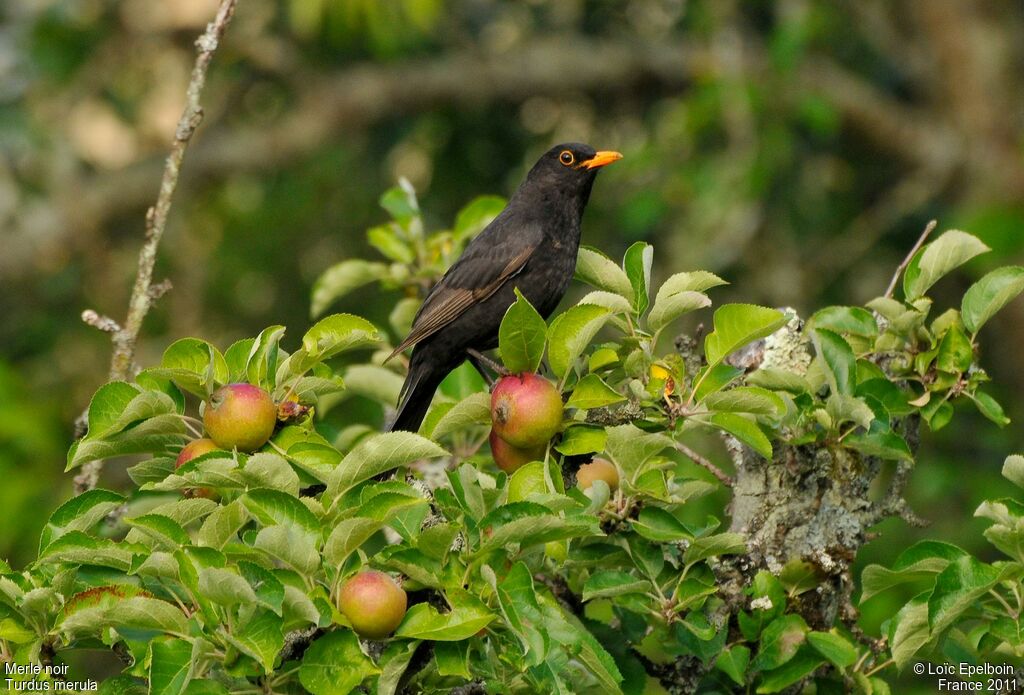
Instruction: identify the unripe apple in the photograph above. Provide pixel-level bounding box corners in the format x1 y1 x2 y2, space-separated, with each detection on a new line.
506 461 547 502
489 429 545 474
338 570 408 639
577 458 619 491
203 383 277 452
490 373 563 448
175 438 219 468
175 438 221 499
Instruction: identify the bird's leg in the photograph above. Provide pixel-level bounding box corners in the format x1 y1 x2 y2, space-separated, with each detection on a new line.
466 348 510 387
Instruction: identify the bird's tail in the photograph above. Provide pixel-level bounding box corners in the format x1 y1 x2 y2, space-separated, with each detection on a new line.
389 356 446 433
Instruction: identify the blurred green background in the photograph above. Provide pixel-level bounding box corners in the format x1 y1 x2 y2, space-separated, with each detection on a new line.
1 0 1022 687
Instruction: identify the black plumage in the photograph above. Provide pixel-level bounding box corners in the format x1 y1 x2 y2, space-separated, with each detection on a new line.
387 143 622 432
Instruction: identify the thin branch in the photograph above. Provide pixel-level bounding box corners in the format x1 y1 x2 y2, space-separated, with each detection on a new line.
675 442 734 487
883 219 937 298
74 0 239 495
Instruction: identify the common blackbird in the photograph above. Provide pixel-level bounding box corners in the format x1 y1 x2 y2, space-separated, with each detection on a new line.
387 143 622 433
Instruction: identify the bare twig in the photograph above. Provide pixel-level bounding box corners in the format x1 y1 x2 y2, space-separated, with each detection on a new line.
81 310 121 334
74 0 239 495
675 442 734 487
883 219 937 298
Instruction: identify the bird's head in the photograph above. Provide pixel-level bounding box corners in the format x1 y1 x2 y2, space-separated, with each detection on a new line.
519 143 623 211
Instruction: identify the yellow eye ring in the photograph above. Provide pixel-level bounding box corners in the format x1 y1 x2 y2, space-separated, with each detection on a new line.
559 150 575 166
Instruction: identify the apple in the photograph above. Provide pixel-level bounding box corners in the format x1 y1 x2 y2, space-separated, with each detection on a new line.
175 438 222 499
490 373 563 448
577 458 619 491
338 570 408 639
175 438 219 468
489 429 545 474
203 383 277 452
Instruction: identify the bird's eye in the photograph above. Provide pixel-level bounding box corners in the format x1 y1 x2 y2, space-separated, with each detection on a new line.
559 150 575 166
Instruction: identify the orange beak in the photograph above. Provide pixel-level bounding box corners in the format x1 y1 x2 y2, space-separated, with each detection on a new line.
582 151 623 169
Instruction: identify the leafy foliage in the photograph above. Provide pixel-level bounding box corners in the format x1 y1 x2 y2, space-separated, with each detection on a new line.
3 192 1023 693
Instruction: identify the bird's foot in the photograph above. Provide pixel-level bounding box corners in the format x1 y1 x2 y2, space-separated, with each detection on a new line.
467 348 510 388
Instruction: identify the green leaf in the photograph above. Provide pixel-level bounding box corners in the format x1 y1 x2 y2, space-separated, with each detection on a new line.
708 412 772 459
566 374 625 410
756 646 823 693
812 329 856 396
433 641 472 678
927 555 1001 634
453 195 506 241
85 382 142 437
499 289 548 373
58 585 150 636
547 304 612 378
224 339 255 381
36 532 133 571
715 645 750 686
582 571 652 601
491 562 548 665
367 225 415 263
380 180 420 224
295 314 381 371
311 261 388 318
376 639 421 695
254 525 320 575
198 567 257 606
750 614 808 671
603 425 674 484
648 291 712 333
38 489 124 554
327 432 446 499
67 413 188 470
196 501 249 550
623 242 654 314
577 291 634 314
904 230 990 301
220 609 284 673
476 504 600 554
425 391 489 440
972 390 1010 427
157 338 229 397
124 514 190 550
323 518 382 569
630 507 692 542
554 425 607 456
704 305 787 369
241 489 320 536
807 306 878 337
844 428 912 462
106 597 189 634
935 323 973 373
149 638 194 695
683 532 747 567
889 593 930 669
395 589 495 641
246 326 286 390
653 271 728 306
961 266 1024 334
575 246 633 298
860 536 962 601
746 368 810 394
825 394 875 430
1002 455 1024 489
701 386 785 419
806 631 858 668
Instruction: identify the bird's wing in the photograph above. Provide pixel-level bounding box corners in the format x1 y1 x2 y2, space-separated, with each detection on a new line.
386 223 542 360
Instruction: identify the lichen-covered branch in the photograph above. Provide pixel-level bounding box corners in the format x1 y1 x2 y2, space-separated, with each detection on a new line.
74 0 239 495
